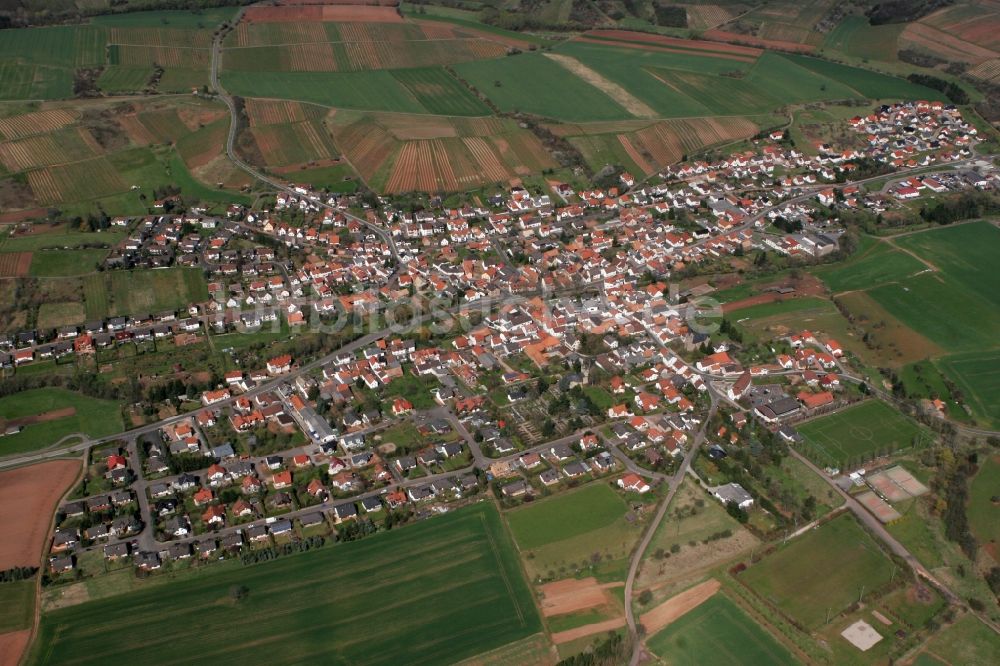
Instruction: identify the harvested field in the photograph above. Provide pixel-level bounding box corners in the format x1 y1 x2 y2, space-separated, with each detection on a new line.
243 5 403 22
687 4 735 31
544 53 656 118
538 577 620 617
330 116 397 182
250 120 337 167
969 58 1000 84
0 459 81 568
0 631 30 666
0 109 76 140
108 26 213 49
583 29 761 60
0 251 32 277
109 44 210 69
0 128 101 172
570 116 759 176
900 22 998 64
117 113 157 145
703 29 816 53
27 157 126 204
924 3 1000 51
245 99 309 126
550 618 626 644
640 578 720 635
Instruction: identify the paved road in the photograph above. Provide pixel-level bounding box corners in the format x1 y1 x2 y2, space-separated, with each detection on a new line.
624 389 718 665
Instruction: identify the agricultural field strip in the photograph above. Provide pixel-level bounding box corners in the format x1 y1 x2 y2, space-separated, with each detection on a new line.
34 505 540 665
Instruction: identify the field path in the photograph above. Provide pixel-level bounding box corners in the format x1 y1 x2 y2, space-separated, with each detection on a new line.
639 578 720 635
543 53 657 119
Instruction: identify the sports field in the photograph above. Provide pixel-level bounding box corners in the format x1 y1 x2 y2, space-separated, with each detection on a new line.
740 513 897 629
31 503 542 666
798 400 926 468
506 482 627 551
0 388 123 456
646 594 797 665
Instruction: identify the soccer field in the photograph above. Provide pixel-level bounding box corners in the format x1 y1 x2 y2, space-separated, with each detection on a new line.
798 400 926 469
31 503 541 666
646 594 797 666
740 514 897 630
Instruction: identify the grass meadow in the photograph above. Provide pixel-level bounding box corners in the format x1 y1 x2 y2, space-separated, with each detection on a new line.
968 455 1000 558
105 266 208 316
912 614 1000 665
646 593 797 665
506 481 627 550
866 222 1000 352
812 237 927 293
0 580 35 633
0 388 123 456
740 513 897 629
797 400 926 468
935 350 1000 428
31 503 542 666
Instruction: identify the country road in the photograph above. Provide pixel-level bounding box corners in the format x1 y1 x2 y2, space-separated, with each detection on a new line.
624 387 718 665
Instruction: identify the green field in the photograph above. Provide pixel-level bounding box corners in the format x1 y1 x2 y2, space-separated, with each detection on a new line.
783 54 945 101
0 580 35 633
740 513 897 629
222 69 490 116
31 503 542 666
105 266 208 316
0 388 123 456
90 8 238 28
969 455 1000 557
822 16 905 63
865 223 1000 352
798 400 926 468
389 68 492 116
98 66 152 93
913 614 1000 665
0 230 125 253
27 249 109 277
0 12 227 101
744 52 859 103
646 593 798 665
812 238 927 293
454 54 629 121
935 350 1000 428
506 482 628 551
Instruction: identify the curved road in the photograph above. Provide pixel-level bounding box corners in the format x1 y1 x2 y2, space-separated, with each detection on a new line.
208 16 403 265
623 391 718 665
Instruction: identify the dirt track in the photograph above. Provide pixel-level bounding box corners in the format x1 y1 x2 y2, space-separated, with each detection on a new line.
544 54 657 119
1 407 75 430
639 578 720 635
0 459 81 569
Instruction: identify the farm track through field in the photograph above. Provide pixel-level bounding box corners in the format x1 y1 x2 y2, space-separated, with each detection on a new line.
544 53 657 119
